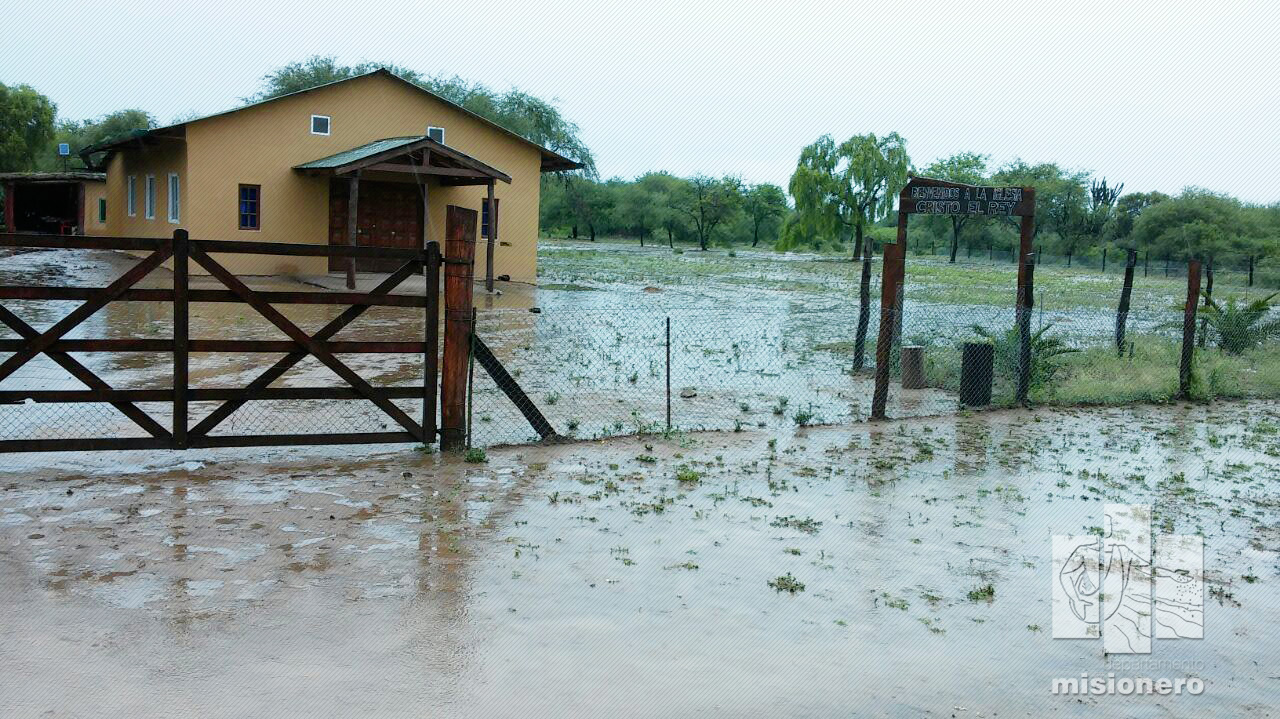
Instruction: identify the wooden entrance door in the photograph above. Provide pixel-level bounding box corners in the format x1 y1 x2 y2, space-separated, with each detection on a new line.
328 180 424 273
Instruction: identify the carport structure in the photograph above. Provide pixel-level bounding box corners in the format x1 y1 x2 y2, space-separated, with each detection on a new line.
294 135 511 289
1 172 105 235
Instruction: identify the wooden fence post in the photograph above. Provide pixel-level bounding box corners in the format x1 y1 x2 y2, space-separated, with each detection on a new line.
1179 259 1202 398
871 212 906 420
424 240 441 442
172 229 189 449
1115 248 1137 353
440 206 477 450
1016 251 1036 405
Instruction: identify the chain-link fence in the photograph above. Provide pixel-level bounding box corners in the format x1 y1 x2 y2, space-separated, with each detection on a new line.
465 297 1280 447
4 245 1279 452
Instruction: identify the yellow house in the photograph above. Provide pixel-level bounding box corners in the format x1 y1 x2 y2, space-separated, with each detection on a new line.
82 69 580 283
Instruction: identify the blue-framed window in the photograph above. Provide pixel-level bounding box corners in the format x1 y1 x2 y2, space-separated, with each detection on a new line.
482 197 499 238
239 184 260 230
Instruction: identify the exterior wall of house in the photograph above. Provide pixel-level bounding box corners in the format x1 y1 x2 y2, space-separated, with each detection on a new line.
83 181 107 235
162 72 544 281
103 140 188 239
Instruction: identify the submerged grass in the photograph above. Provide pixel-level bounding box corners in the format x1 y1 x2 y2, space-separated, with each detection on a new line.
922 333 1280 408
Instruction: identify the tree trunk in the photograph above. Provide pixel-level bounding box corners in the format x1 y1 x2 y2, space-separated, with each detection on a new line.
853 224 872 371
1115 249 1137 354
572 225 578 239
667 227 674 248
850 223 862 263
589 223 596 242
1249 255 1255 287
752 222 760 247
1067 253 1073 268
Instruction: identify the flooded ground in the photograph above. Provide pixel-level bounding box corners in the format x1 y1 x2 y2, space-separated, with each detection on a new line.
2 401 1278 717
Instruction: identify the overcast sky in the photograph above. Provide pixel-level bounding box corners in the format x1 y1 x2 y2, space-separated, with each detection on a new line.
5 1 1276 202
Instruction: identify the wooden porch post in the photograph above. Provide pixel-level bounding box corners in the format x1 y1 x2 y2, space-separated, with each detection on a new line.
76 182 85 235
3 182 14 232
485 180 496 292
346 172 360 290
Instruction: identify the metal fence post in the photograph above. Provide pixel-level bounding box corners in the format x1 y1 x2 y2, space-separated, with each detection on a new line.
466 307 476 449
665 316 672 431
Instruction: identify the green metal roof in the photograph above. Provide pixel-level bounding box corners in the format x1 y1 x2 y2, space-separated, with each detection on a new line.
293 136 424 170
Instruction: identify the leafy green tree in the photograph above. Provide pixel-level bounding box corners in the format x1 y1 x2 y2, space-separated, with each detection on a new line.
1130 188 1240 263
991 160 1089 256
0 83 56 171
674 175 742 251
743 183 788 247
790 132 909 369
1056 178 1124 264
921 152 988 262
1109 191 1169 245
562 175 614 241
788 133 910 258
246 55 595 175
1237 203 1280 286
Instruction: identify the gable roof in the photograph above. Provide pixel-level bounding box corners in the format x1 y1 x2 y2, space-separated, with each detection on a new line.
79 69 583 172
294 135 512 184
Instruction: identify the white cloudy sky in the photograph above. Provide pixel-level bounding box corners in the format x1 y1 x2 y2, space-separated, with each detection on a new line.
5 0 1276 201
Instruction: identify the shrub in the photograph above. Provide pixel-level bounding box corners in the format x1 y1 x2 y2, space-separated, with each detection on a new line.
1199 292 1280 355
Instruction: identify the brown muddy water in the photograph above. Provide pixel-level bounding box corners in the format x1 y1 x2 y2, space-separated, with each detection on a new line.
2 402 1278 717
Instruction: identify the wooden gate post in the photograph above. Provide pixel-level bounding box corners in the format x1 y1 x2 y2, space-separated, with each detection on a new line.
1179 259 1202 398
440 206 477 450
424 240 441 442
871 212 907 420
172 229 189 448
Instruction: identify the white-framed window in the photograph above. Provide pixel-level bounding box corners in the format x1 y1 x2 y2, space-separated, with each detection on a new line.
127 175 137 217
427 126 445 144
144 175 156 220
311 115 331 135
167 173 180 223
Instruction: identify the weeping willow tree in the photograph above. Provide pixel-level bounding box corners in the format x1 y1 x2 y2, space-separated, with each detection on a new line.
788 132 910 369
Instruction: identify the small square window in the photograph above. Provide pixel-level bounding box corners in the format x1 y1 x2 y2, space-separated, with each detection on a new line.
239 184 260 230
311 115 331 136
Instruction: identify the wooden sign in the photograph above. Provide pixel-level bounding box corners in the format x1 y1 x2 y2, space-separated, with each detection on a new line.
900 178 1034 217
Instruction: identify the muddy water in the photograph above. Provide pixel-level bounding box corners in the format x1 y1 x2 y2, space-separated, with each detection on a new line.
2 402 1277 717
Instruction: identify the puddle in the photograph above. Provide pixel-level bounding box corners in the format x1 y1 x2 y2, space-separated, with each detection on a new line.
1 401 1277 716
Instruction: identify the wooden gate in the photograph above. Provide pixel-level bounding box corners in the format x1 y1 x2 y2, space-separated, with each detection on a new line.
0 231 441 452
